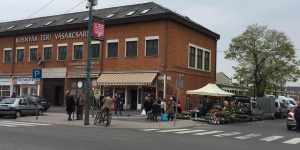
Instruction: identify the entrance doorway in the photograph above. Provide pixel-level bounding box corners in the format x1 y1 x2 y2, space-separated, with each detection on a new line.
130 89 137 110
43 78 64 106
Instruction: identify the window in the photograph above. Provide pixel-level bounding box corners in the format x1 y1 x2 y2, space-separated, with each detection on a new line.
30 48 38 62
107 41 118 58
19 99 27 105
189 46 195 68
197 49 203 69
140 9 151 14
106 13 116 19
126 41 137 57
4 49 11 63
44 20 55 26
145 37 158 56
91 44 100 59
25 23 35 28
58 46 67 60
7 25 16 30
74 45 83 59
16 49 24 62
204 51 210 71
126 10 136 16
66 18 77 23
83 17 89 21
44 47 52 61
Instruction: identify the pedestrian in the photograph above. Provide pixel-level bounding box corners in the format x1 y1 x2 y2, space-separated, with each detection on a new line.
66 92 75 121
168 97 175 121
143 97 152 115
76 92 85 120
11 92 16 98
99 93 104 108
293 101 300 133
115 94 123 116
160 99 166 114
152 100 160 122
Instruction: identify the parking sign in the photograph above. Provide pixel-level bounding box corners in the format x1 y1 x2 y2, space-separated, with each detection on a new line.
32 69 42 79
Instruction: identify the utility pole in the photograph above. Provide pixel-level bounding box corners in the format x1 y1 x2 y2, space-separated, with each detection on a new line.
84 0 98 125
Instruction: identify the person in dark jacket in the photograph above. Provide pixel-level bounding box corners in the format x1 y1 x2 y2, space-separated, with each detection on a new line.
152 100 160 122
66 93 75 121
293 101 300 132
11 92 16 98
143 97 152 115
115 94 123 116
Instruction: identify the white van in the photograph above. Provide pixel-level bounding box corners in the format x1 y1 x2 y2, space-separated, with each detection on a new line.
287 98 297 107
275 99 287 118
277 96 291 115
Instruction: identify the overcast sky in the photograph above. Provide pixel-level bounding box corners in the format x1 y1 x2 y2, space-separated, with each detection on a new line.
1 0 299 86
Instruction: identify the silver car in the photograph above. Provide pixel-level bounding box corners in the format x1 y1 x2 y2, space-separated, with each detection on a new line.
287 107 296 130
0 98 44 118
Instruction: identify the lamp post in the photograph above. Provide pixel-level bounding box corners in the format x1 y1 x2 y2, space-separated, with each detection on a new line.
84 0 97 125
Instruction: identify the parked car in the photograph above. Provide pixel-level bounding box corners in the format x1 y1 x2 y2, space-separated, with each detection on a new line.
20 95 51 111
0 96 9 102
287 107 296 130
275 99 287 118
277 96 292 114
233 96 264 121
0 98 44 118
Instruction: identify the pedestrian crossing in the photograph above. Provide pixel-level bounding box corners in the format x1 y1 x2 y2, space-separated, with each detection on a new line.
140 128 300 145
0 120 51 127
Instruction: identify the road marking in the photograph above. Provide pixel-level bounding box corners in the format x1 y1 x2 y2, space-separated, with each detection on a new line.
0 124 18 127
157 129 190 132
174 129 206 134
141 129 159 131
235 134 262 139
260 136 284 142
214 132 241 137
193 131 223 135
0 121 51 127
1 122 35 126
283 138 300 144
1 121 51 126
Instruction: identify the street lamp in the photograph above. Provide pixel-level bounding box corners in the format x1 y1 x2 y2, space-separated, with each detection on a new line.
84 0 98 125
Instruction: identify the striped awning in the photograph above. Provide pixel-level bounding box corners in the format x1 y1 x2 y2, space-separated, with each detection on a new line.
97 73 157 86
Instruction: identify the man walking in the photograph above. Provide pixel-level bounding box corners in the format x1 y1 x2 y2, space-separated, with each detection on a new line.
76 92 85 120
293 101 300 132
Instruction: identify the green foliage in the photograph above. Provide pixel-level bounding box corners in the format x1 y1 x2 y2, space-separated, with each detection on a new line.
225 24 300 97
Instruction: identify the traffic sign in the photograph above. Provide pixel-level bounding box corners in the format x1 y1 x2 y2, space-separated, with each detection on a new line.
32 69 42 79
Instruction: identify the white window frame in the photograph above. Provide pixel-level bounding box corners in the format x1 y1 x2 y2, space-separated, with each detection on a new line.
188 43 211 72
57 43 68 61
73 42 84 60
3 48 12 63
145 36 159 57
29 45 38 62
16 46 25 62
106 39 119 58
125 38 138 58
43 44 53 61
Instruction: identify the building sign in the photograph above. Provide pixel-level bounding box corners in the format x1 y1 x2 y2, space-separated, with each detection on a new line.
69 62 100 73
158 76 171 80
17 78 35 84
42 68 66 78
92 16 105 41
15 31 88 43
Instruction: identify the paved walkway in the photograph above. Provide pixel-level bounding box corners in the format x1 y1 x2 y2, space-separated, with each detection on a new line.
16 107 200 129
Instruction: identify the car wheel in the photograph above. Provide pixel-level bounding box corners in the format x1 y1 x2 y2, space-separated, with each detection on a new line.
38 109 43 116
287 125 293 130
15 111 21 118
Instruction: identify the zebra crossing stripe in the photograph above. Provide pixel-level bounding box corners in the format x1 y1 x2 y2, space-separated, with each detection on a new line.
260 136 284 142
0 124 18 127
213 132 241 137
0 122 36 126
283 138 300 144
235 134 261 139
157 129 190 132
0 121 51 126
174 129 206 134
141 129 159 131
193 131 223 135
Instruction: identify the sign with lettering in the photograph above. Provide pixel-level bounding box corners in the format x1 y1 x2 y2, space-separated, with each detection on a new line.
92 16 105 41
17 78 35 84
69 62 100 73
42 68 66 78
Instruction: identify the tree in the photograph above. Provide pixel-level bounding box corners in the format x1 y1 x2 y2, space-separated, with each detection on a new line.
225 24 300 97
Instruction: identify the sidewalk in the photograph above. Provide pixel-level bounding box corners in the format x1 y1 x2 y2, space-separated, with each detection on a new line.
16 107 200 129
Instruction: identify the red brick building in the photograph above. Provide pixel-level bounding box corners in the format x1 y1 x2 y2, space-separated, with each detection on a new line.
0 2 219 110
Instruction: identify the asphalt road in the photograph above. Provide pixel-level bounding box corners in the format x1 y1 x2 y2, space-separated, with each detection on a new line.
0 118 300 150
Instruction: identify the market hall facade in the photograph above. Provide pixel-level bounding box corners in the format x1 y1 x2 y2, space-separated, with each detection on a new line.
0 2 220 110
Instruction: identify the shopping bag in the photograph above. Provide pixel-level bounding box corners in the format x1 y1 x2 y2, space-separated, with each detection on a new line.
141 109 146 116
161 114 168 121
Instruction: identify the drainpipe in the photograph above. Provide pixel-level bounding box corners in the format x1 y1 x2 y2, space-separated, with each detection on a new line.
163 19 168 99
11 36 16 95
215 39 218 83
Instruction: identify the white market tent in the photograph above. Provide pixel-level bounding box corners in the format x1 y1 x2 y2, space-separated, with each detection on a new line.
186 83 234 97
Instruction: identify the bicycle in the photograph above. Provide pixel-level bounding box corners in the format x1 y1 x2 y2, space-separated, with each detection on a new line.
94 109 112 126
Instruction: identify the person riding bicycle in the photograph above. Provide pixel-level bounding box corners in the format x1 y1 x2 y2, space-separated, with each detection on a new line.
99 93 112 126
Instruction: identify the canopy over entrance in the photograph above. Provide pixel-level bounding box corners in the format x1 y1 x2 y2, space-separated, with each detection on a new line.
186 83 234 97
97 72 157 86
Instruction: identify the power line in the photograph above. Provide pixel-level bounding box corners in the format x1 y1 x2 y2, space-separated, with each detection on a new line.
63 0 86 14
26 0 56 19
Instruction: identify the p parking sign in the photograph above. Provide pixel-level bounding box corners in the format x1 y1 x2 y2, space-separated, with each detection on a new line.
32 69 42 79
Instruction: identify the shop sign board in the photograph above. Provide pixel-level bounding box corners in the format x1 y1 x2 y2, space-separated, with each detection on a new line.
42 68 66 78
17 78 35 84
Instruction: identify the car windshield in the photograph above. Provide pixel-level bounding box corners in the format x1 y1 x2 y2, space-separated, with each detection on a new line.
0 98 16 104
